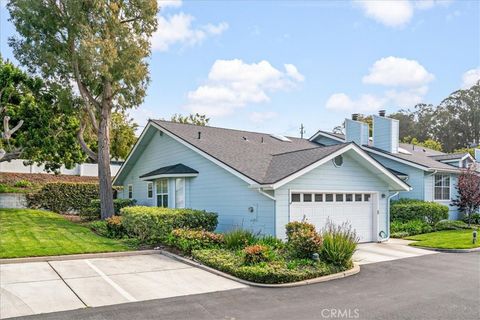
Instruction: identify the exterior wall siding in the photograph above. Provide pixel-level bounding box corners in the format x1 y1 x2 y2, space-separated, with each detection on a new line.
118 130 275 235
274 151 390 241
313 136 342 146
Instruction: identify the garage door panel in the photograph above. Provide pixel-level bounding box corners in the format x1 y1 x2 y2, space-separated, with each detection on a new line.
290 192 374 242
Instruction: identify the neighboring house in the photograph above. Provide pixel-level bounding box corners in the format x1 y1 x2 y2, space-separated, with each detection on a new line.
0 160 123 177
114 120 410 242
310 112 479 220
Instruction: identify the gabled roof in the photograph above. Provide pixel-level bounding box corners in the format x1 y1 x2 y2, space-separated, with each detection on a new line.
114 120 410 191
139 164 198 179
429 153 471 161
309 130 345 142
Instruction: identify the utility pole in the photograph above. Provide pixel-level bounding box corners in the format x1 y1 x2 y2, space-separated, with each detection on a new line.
300 123 306 139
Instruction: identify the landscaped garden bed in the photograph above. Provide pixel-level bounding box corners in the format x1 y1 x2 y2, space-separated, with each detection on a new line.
91 206 359 284
0 208 137 258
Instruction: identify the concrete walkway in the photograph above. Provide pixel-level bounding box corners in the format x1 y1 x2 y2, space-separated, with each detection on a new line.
353 238 437 265
0 254 245 319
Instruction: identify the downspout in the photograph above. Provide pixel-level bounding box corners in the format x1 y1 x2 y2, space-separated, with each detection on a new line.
385 192 399 240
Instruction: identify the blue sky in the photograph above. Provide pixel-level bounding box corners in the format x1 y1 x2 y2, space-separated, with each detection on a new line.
1 0 479 137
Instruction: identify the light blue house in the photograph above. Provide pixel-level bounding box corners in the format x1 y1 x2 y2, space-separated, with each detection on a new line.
114 120 410 242
310 111 477 220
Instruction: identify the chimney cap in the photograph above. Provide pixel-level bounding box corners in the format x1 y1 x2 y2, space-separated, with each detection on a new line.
352 113 359 121
379 110 386 117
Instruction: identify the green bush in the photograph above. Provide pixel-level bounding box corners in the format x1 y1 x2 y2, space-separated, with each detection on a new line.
257 235 285 250
80 198 137 220
285 221 322 259
223 229 257 250
89 220 109 237
27 183 99 213
391 199 449 225
121 206 218 243
434 220 470 231
0 183 19 193
243 244 272 265
390 231 409 238
13 180 32 188
168 228 224 253
192 249 345 284
321 220 358 267
390 219 432 236
462 213 480 225
105 216 126 238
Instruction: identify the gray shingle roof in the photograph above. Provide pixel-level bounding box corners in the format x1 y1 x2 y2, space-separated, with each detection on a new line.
139 163 198 179
151 120 350 184
429 153 469 161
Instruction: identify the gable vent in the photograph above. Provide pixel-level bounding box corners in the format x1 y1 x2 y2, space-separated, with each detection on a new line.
270 134 291 142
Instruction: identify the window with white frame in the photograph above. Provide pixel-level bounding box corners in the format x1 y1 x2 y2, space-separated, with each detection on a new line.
147 182 153 198
434 174 450 200
156 179 169 207
175 178 185 208
128 184 133 199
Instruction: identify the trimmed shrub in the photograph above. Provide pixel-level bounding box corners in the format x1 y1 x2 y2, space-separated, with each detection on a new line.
243 244 272 265
80 198 137 220
27 183 99 213
257 235 285 250
462 213 480 225
434 220 470 231
223 229 257 250
285 221 323 259
105 216 126 238
89 220 109 237
390 219 432 236
168 228 224 253
192 249 345 284
121 206 218 243
390 231 409 239
13 180 32 188
391 199 449 226
321 220 359 268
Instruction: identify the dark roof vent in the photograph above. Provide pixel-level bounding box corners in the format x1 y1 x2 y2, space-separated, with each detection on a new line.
261 137 264 143
197 131 201 139
242 136 248 141
379 110 386 117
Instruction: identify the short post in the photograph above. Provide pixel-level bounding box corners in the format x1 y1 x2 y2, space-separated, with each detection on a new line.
312 253 320 262
473 230 477 244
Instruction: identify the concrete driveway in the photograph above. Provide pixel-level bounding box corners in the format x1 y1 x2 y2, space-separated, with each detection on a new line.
353 238 436 265
0 254 245 319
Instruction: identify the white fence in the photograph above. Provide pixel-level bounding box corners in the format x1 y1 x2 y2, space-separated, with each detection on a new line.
0 159 122 177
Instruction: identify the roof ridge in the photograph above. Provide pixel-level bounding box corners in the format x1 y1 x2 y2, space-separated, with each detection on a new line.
271 143 347 156
152 119 305 140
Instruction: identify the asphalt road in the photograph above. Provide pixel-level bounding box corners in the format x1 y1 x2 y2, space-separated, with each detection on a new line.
16 252 480 320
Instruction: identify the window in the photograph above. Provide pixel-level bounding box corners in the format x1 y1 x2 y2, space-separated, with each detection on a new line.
314 194 323 202
364 194 371 202
346 194 353 202
355 194 362 202
336 194 344 202
325 194 334 202
128 185 133 199
333 155 343 167
303 194 312 202
156 179 169 207
175 178 185 208
147 182 153 198
291 193 301 202
434 174 450 200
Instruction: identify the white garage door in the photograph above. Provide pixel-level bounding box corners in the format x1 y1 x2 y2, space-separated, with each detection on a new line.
289 192 374 242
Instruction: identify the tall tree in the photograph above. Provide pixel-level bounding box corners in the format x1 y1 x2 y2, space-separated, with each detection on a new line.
170 113 210 126
0 58 84 170
8 1 158 218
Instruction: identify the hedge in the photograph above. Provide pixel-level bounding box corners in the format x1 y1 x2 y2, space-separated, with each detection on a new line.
27 183 99 214
80 198 136 220
391 199 449 226
121 206 218 243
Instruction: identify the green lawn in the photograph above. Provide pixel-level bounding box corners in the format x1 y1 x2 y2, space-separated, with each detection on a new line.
0 208 136 258
406 229 480 249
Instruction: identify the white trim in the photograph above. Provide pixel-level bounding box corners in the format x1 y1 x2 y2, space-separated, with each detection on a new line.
433 173 451 201
140 173 198 180
309 130 345 142
257 189 276 201
268 144 411 191
150 122 259 185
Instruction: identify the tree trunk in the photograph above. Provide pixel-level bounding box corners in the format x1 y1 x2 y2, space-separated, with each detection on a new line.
98 104 114 219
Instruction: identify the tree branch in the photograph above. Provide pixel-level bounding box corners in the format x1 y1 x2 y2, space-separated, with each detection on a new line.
77 119 98 162
0 149 22 162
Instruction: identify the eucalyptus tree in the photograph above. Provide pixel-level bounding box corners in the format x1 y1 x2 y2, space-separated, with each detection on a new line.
8 1 158 218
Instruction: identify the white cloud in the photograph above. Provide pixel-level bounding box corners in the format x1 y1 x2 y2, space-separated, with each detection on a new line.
250 111 278 123
362 56 434 87
326 93 386 112
355 0 413 27
185 59 304 117
461 68 480 89
355 0 451 27
152 13 228 51
158 0 183 9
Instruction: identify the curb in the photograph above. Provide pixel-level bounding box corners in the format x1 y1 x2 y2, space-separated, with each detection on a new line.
410 245 480 253
0 249 161 264
160 250 360 288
